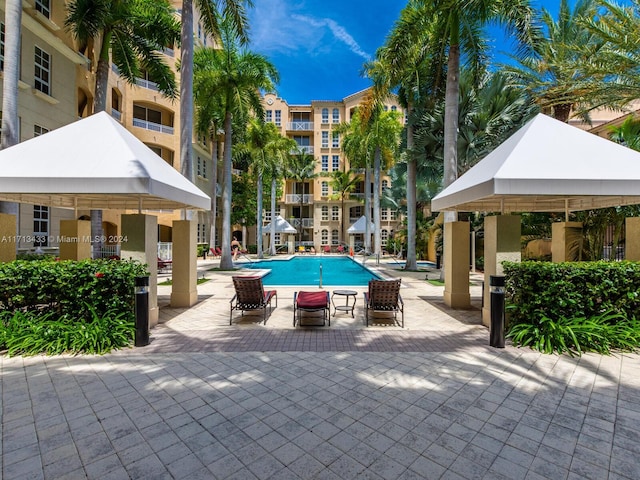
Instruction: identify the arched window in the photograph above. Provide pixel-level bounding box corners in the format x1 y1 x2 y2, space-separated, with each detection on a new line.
332 206 339 221
332 229 339 245
321 108 329 124
332 108 340 123
321 205 329 220
321 229 329 244
321 181 329 196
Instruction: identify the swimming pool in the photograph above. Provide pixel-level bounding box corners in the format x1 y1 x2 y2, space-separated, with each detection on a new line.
242 256 380 286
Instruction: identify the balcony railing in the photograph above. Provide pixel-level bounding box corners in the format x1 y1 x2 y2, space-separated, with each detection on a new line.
133 118 174 134
285 194 313 204
291 146 314 155
287 121 313 131
111 109 122 121
288 217 314 228
135 77 159 91
349 193 365 199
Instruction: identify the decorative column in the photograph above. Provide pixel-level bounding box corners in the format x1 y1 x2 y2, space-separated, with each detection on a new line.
121 214 159 327
443 221 471 309
0 213 17 262
552 222 583 262
482 215 521 327
626 217 640 261
287 234 294 254
171 219 197 307
59 220 91 260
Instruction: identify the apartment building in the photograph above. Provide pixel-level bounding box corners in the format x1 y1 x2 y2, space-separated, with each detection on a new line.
0 0 216 254
262 90 403 252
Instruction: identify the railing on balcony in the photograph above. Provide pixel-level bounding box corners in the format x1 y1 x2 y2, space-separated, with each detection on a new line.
133 118 174 134
163 47 175 57
288 217 314 228
349 193 365 199
287 121 314 131
135 77 159 91
111 109 122 121
291 145 314 155
285 194 313 204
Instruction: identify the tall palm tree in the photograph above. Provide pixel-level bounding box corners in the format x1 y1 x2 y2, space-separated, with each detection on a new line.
179 0 251 186
193 28 278 269
65 0 180 255
330 170 359 244
0 0 22 220
266 134 296 256
287 152 317 245
503 0 606 122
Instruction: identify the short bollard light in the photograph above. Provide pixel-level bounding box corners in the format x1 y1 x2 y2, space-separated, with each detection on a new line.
135 276 150 347
489 275 506 348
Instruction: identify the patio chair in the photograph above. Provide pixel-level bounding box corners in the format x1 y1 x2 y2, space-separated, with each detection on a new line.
230 276 277 325
364 279 404 327
293 291 330 327
298 245 307 254
157 257 172 272
323 245 331 254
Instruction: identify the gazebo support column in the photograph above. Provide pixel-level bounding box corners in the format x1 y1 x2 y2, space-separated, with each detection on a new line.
122 214 159 327
552 222 583 262
171 219 197 307
625 217 640 260
444 221 471 309
59 220 91 260
0 213 17 262
482 215 521 327
349 236 355 256
288 234 295 254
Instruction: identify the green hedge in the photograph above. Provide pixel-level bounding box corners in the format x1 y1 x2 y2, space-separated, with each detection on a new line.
503 261 640 325
0 259 148 355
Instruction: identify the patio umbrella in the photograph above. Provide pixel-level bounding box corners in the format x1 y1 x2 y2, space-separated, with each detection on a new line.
431 113 640 216
0 112 210 211
263 215 297 233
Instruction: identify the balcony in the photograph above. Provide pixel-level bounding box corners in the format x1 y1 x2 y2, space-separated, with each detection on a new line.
349 193 365 199
133 118 174 134
111 109 122 121
291 146 314 155
285 194 313 204
135 77 159 92
288 217 314 228
287 121 314 131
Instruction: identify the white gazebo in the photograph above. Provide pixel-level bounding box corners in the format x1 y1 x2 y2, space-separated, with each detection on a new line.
430 113 640 320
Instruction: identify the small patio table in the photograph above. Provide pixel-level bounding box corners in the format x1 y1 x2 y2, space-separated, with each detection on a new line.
332 290 357 317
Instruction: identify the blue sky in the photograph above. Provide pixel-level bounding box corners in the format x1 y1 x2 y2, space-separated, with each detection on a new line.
247 1 573 104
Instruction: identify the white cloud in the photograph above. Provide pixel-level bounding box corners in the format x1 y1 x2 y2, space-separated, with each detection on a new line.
291 14 371 61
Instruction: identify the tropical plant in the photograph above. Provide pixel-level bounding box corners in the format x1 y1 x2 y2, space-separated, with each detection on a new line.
287 151 317 244
330 170 360 244
503 0 608 122
609 116 640 151
193 21 278 269
178 0 251 185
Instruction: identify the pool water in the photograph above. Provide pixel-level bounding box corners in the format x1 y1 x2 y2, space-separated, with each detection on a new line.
243 256 380 286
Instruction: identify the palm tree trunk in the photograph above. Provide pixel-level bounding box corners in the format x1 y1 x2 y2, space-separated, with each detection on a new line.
219 111 234 269
373 147 382 255
209 131 218 249
405 102 418 269
299 182 303 244
0 0 22 224
364 166 372 253
443 42 460 223
180 0 194 186
270 176 277 255
256 173 263 259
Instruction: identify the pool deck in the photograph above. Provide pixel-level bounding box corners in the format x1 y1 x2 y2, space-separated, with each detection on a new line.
2 255 639 479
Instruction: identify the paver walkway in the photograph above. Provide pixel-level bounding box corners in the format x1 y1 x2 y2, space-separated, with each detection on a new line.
2 259 639 480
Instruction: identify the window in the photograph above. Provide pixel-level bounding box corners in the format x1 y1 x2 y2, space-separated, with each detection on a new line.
33 205 49 247
293 135 310 148
321 181 328 196
321 206 329 221
34 46 51 96
381 208 388 221
0 22 5 71
265 110 272 123
321 131 329 148
198 23 202 39
332 206 339 221
274 232 281 245
197 156 207 178
35 0 50 19
391 210 397 220
332 132 339 148
332 229 339 245
321 108 329 124
133 105 162 124
332 108 339 124
391 105 397 112
321 229 329 244
321 155 328 172
381 229 389 246
197 223 206 243
332 155 339 171
274 110 281 126
34 125 49 137
382 179 389 192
